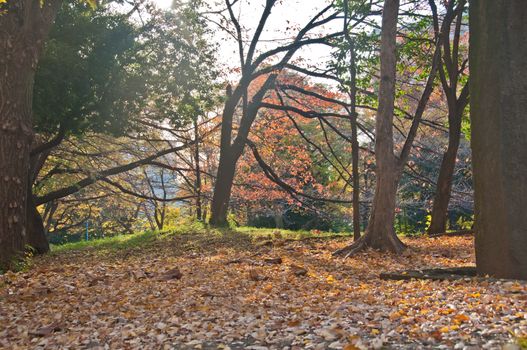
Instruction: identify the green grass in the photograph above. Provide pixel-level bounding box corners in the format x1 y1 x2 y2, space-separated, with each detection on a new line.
50 229 161 254
236 226 351 240
49 222 352 255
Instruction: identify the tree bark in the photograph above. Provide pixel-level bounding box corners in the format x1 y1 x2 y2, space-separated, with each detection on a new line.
427 111 462 234
25 191 50 254
470 0 527 280
335 0 404 256
193 119 202 221
343 0 361 241
209 150 237 226
428 0 468 235
0 0 61 269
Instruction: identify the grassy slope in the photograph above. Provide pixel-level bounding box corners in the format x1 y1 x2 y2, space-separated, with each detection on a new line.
50 223 352 254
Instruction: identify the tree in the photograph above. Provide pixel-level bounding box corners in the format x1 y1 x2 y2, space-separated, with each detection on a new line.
24 1 217 255
354 0 404 253
334 0 446 255
207 0 342 226
470 0 527 280
427 0 469 235
0 0 62 269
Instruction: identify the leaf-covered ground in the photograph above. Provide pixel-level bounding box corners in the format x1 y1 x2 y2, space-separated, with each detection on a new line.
1 229 526 349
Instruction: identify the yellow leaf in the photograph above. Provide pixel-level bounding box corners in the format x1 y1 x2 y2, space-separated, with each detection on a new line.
439 326 450 333
454 314 470 323
343 344 361 350
85 0 97 9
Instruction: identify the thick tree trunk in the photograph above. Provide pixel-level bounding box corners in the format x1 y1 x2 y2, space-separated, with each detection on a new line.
0 0 60 269
362 164 405 251
470 0 527 280
0 91 32 267
428 115 461 235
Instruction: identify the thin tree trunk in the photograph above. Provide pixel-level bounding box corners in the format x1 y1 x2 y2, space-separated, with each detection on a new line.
344 0 361 241
0 0 61 268
428 0 468 235
193 119 202 221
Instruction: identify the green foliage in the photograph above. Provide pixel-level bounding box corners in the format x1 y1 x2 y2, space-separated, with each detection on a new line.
456 215 474 231
34 1 219 138
2 246 35 274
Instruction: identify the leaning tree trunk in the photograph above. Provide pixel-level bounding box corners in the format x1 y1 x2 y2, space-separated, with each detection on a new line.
25 142 54 255
25 191 50 254
470 0 527 280
0 0 60 268
209 150 238 226
335 0 404 256
428 112 462 235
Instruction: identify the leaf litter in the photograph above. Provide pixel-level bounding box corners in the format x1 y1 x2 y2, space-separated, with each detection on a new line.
0 233 525 349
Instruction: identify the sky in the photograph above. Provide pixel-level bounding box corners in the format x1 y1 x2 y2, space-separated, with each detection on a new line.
153 0 340 78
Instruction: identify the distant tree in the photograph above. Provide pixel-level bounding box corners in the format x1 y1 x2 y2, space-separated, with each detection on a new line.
206 0 354 226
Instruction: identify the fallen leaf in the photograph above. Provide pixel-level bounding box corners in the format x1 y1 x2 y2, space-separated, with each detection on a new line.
157 268 182 281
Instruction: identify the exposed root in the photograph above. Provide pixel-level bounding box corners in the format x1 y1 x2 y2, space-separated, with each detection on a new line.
333 233 406 257
332 237 368 257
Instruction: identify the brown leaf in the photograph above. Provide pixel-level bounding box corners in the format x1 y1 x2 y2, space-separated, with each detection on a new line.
157 268 182 281
130 269 148 280
264 257 282 265
29 322 62 337
290 264 307 276
249 269 268 281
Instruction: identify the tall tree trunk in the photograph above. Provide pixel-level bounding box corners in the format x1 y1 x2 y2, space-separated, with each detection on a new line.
335 0 404 256
0 0 60 269
470 0 527 280
210 86 238 227
343 0 361 241
428 111 462 234
193 119 202 221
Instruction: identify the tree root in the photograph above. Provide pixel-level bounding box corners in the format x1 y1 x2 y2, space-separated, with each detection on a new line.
333 233 406 257
332 237 368 258
380 266 477 281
